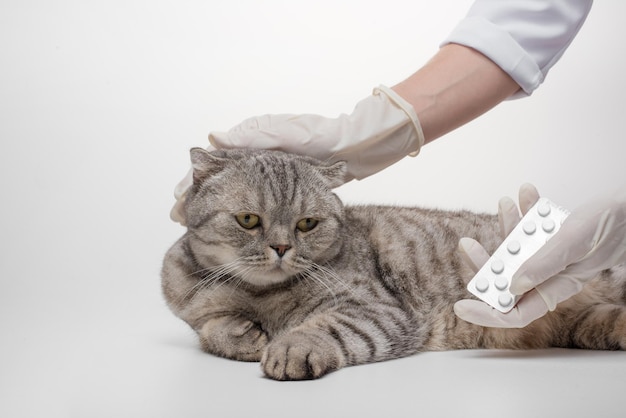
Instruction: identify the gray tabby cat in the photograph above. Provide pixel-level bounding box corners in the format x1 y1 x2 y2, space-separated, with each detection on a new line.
162 148 626 380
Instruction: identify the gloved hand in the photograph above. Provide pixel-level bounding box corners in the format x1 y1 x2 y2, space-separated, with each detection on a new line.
454 184 626 328
170 85 425 225
208 85 425 181
170 165 194 226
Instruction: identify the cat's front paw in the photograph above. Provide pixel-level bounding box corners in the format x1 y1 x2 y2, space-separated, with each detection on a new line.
199 316 269 362
261 329 344 380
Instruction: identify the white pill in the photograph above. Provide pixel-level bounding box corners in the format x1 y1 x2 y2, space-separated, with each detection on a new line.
542 218 556 233
498 293 513 307
507 240 521 254
523 221 536 235
537 202 551 217
491 259 505 274
474 277 489 293
494 276 509 290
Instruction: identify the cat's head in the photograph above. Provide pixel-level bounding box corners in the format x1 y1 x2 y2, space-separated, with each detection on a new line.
184 148 348 287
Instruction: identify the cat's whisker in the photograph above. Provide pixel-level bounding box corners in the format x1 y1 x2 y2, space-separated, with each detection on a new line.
310 262 365 307
174 258 248 308
224 265 257 300
299 268 339 305
183 265 214 280
200 260 248 294
297 260 357 306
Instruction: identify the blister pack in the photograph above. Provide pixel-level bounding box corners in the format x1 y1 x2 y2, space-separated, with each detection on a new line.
467 197 570 313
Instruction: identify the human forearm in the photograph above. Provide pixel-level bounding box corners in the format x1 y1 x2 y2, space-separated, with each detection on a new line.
392 44 520 144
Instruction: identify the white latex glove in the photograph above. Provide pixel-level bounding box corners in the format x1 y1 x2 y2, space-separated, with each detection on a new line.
455 184 626 328
208 85 425 181
170 166 193 226
169 145 217 226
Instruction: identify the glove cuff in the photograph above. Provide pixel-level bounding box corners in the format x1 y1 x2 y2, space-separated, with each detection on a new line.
373 85 425 156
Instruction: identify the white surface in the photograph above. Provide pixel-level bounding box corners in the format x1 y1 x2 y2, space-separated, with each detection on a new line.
1 1 625 417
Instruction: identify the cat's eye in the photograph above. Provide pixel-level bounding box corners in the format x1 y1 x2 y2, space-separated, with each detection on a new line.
235 213 261 229
296 218 319 232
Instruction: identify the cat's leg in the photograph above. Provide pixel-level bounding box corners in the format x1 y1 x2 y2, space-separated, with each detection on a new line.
568 304 626 350
260 308 417 380
196 314 269 362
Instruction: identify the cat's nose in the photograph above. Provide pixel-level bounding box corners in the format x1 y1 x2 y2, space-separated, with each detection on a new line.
270 244 291 258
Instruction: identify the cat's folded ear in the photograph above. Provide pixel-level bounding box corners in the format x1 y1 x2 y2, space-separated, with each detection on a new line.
318 160 348 189
190 147 228 184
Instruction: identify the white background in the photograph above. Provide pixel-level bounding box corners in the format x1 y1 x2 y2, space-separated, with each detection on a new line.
1 1 625 417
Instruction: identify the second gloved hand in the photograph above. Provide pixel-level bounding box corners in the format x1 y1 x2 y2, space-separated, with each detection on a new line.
208 85 425 181
455 184 626 328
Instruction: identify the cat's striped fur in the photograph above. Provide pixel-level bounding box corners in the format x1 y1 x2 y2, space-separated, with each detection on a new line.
161 148 626 380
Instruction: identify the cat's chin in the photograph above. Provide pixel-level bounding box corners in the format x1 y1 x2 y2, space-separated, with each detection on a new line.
242 268 295 287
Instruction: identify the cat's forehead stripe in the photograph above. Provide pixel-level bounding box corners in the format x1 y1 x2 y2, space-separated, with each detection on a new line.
252 156 302 210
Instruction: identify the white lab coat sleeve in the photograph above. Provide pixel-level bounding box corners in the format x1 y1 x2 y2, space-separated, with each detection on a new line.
441 0 593 97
